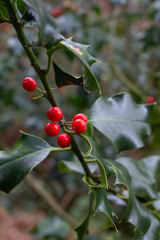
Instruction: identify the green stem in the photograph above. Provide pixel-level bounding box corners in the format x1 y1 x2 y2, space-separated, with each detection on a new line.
79 134 92 158
84 159 97 163
5 0 99 185
36 87 46 94
33 95 45 100
51 147 71 152
46 51 52 74
70 135 100 183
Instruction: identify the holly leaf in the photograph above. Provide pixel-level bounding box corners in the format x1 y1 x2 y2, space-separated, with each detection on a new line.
18 0 63 47
89 93 153 153
53 62 83 88
74 192 94 240
0 1 10 22
108 160 151 235
16 0 26 16
54 38 101 93
58 159 97 175
58 159 84 174
91 187 117 232
0 131 61 193
116 157 158 200
141 212 160 240
86 137 114 188
139 155 160 187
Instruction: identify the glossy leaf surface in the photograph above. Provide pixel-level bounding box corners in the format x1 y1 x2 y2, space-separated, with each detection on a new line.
19 0 63 47
0 1 10 22
141 212 160 240
0 132 58 193
91 187 117 231
116 157 158 199
108 160 151 235
16 0 26 16
58 158 97 175
89 93 153 153
56 38 101 93
139 155 160 187
74 192 94 240
83 137 114 188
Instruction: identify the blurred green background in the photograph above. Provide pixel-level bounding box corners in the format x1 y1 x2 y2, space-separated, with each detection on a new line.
0 0 160 239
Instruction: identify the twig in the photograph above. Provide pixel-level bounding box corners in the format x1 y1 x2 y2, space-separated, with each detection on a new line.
112 64 146 101
26 174 78 228
60 188 79 210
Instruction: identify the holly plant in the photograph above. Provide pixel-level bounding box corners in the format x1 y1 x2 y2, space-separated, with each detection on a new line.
0 0 160 240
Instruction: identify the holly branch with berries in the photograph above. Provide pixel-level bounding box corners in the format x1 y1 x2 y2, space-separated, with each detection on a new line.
0 0 160 240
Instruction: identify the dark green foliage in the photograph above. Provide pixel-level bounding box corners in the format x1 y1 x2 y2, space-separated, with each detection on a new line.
0 1 159 240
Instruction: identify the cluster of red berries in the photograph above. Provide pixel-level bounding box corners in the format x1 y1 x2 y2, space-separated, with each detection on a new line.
45 108 87 148
22 77 87 148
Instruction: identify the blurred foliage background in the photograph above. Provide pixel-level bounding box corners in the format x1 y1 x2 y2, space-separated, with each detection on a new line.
0 0 160 239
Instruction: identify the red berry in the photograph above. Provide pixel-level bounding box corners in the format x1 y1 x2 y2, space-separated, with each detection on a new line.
1 23 10 32
57 133 71 148
146 96 155 104
47 107 63 122
45 123 60 137
72 119 87 134
51 8 63 18
22 77 37 92
73 113 87 123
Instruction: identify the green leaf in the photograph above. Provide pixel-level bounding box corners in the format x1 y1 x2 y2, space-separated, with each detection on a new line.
53 61 83 88
91 187 117 232
33 215 69 239
0 131 59 193
139 155 160 187
89 93 153 153
58 158 98 175
58 159 84 174
85 124 94 138
0 1 10 22
141 213 160 240
123 194 151 236
16 0 26 16
74 192 94 240
79 137 117 233
20 0 63 47
85 137 117 188
56 38 101 93
116 157 158 200
108 160 151 235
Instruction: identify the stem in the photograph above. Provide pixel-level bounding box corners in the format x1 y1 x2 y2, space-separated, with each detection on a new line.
5 0 99 184
33 95 45 100
70 135 100 183
79 134 92 158
36 87 46 94
46 51 52 74
84 159 97 163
